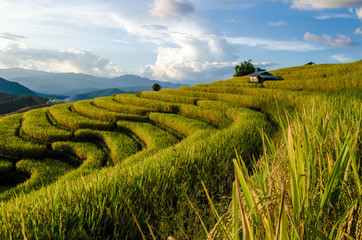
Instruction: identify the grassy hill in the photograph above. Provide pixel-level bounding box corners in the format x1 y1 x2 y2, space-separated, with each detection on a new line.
0 61 360 239
0 92 48 115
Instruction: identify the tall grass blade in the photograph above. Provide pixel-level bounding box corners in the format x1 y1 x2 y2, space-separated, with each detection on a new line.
305 223 330 240
317 142 349 220
202 181 233 239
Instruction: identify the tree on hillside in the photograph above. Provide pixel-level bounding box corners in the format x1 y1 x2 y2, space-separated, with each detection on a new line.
152 83 161 91
234 60 266 77
234 60 255 77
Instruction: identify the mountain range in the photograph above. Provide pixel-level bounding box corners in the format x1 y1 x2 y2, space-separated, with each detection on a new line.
0 68 185 96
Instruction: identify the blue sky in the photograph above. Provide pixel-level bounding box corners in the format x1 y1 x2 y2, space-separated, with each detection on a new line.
0 0 361 84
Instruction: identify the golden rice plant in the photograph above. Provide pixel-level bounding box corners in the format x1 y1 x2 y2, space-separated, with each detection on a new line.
149 112 215 136
22 108 73 142
75 129 140 165
0 159 74 201
73 100 148 123
117 121 180 149
49 103 114 130
178 104 226 123
141 91 199 105
115 94 179 112
93 97 151 115
0 114 47 158
0 159 13 175
52 141 106 170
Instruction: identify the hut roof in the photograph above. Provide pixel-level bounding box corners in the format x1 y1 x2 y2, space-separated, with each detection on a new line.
248 71 278 79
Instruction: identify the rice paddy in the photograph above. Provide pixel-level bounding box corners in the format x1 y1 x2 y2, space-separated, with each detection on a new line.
0 61 360 239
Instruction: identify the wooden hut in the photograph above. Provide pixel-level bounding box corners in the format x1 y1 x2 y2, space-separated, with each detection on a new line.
248 71 278 83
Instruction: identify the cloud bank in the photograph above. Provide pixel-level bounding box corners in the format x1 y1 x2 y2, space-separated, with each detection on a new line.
0 39 123 77
303 32 357 47
150 0 194 18
226 36 324 51
289 0 362 10
331 54 354 63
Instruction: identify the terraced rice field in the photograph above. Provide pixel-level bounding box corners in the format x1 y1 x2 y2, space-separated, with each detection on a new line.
0 61 360 239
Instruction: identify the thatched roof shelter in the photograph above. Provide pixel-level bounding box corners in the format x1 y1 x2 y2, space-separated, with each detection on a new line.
248 71 278 83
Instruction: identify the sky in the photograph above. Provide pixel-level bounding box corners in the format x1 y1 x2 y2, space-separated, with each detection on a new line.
0 0 361 84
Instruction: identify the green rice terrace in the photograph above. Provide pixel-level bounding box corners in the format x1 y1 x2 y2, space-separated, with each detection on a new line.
0 61 361 239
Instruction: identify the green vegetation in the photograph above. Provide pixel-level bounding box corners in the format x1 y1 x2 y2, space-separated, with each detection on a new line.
0 114 47 158
73 100 148 122
0 61 360 239
149 112 216 136
141 91 199 105
0 92 47 115
75 129 140 165
0 159 73 201
234 59 265 77
49 103 114 130
93 97 151 115
152 83 161 91
22 108 73 142
0 159 12 175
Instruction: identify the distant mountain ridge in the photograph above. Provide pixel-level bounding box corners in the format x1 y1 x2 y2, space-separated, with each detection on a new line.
67 88 126 102
0 77 37 96
0 68 185 96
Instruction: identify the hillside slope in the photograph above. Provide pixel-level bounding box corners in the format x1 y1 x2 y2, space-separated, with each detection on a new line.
0 92 47 115
0 77 36 96
0 61 360 239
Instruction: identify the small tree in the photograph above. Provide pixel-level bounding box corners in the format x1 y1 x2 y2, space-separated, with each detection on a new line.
152 83 161 91
234 59 255 77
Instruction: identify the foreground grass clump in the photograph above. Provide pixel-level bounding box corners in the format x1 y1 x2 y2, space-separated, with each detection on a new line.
208 97 361 239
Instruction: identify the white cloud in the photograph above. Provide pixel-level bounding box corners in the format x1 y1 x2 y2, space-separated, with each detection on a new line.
289 0 362 10
356 7 362 18
253 62 279 68
355 28 362 34
141 33 238 81
303 32 357 47
226 36 324 51
315 14 355 20
268 20 287 27
150 0 194 18
331 54 354 63
0 39 123 77
0 32 26 41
